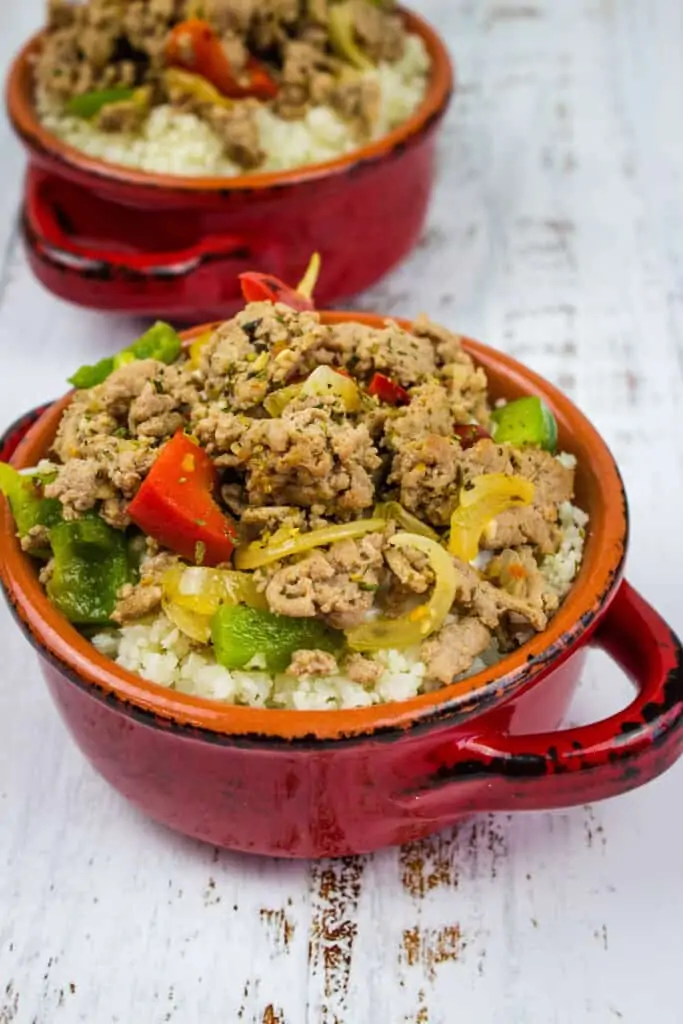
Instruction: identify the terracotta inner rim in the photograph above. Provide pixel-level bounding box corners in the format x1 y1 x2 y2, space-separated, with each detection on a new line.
6 7 454 194
0 313 627 741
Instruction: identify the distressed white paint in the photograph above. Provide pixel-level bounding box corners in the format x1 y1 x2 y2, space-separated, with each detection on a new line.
1 1 683 1021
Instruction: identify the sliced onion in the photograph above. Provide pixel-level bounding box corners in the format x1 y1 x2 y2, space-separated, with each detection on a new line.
329 2 374 70
346 533 459 652
301 365 361 411
162 565 267 617
373 501 440 541
162 597 212 644
263 382 303 418
234 518 386 571
448 473 535 563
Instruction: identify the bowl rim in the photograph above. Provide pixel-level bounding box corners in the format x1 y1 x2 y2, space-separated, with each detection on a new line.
5 7 454 195
0 311 628 744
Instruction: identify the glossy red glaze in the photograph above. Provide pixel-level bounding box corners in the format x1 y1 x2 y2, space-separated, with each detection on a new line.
7 10 453 321
1 316 682 859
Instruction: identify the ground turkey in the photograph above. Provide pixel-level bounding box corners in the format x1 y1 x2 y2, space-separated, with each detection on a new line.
112 549 179 625
287 649 339 677
349 0 406 63
265 533 384 629
421 617 492 686
236 406 381 513
275 40 337 120
201 101 265 168
47 359 195 522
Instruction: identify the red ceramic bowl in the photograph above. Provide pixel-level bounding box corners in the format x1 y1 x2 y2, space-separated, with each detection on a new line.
1 314 682 859
6 11 453 321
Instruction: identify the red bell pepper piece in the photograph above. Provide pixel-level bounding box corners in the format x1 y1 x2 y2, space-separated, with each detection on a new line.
367 373 410 406
127 431 237 567
165 19 278 100
238 272 315 312
244 55 279 100
453 424 492 449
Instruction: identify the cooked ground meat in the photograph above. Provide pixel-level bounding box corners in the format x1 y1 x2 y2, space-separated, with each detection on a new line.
45 458 113 518
350 0 406 64
34 0 417 170
344 652 383 685
389 434 461 527
239 505 308 539
228 407 382 513
203 0 259 36
481 507 561 555
47 358 195 522
112 579 165 625
195 303 322 402
386 381 456 446
112 549 179 625
20 525 52 557
275 40 337 121
390 435 575 536
421 617 492 686
47 0 77 30
452 557 549 634
511 449 575 515
287 649 339 677
383 544 433 594
35 302 586 695
201 101 264 169
94 92 150 133
328 77 381 139
265 534 384 629
336 319 440 386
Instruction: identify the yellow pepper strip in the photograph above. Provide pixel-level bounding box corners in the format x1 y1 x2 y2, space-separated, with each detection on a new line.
448 473 535 563
163 68 234 109
235 519 386 571
188 330 213 369
296 253 321 300
328 3 375 71
346 533 459 652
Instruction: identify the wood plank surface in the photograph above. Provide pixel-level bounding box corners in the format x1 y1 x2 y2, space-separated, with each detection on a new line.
1 1 682 1021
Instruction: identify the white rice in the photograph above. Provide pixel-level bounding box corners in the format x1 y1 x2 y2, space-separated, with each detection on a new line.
92 461 589 710
93 618 508 712
37 34 431 178
541 499 588 597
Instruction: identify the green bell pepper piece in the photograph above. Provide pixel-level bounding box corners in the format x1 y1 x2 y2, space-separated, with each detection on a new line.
68 357 116 390
65 88 137 120
0 463 62 542
211 604 343 673
491 396 558 453
68 322 182 389
47 514 132 625
114 321 182 368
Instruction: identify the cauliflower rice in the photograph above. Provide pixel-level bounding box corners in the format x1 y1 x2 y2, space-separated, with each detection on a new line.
38 34 431 178
93 496 588 712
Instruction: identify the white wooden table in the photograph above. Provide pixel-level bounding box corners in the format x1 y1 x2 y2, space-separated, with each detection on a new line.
2 1 683 1021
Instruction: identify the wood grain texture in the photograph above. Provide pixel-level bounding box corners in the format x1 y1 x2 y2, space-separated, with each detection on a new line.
1 1 683 1021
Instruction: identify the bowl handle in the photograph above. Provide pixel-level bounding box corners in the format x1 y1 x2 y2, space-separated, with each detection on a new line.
400 581 683 815
22 169 283 297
